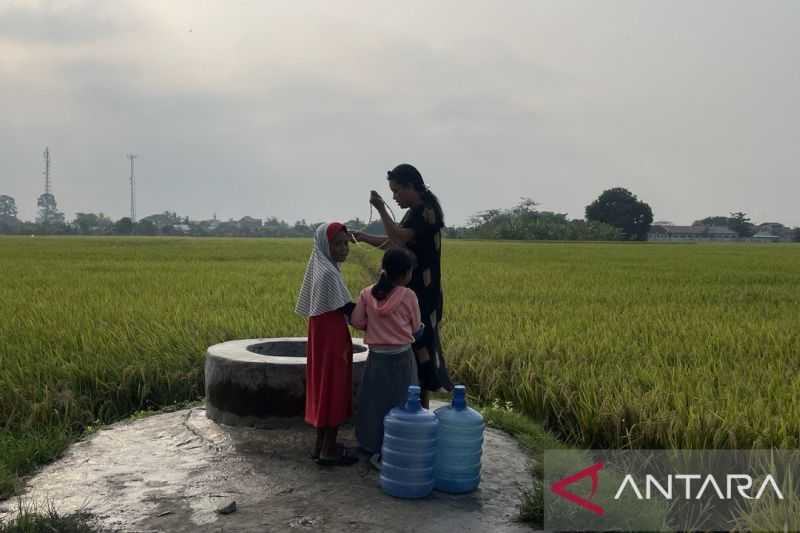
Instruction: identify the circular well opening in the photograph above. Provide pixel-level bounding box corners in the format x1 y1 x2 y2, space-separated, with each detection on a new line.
247 340 367 357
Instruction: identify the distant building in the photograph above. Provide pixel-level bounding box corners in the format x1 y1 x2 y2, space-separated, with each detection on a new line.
238 216 263 231
648 225 738 241
140 211 181 227
758 222 785 232
705 226 739 240
751 231 780 242
756 223 793 241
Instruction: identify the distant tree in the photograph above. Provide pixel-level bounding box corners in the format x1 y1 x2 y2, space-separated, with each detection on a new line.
346 216 385 235
793 227 800 243
465 197 621 241
363 220 385 235
73 212 113 234
0 195 19 232
515 197 539 212
442 226 463 239
343 218 366 231
693 216 731 227
468 208 502 227
293 219 312 236
36 193 65 228
728 211 756 238
0 195 18 219
113 217 134 235
183 220 208 236
73 212 100 234
140 211 184 234
585 188 653 240
260 217 291 237
17 221 38 235
97 213 113 234
135 219 158 235
558 214 614 240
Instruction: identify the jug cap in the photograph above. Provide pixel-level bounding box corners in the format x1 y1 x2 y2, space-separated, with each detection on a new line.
452 385 467 410
405 385 422 412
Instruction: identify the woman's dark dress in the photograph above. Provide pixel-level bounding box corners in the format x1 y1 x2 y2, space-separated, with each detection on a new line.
400 202 453 391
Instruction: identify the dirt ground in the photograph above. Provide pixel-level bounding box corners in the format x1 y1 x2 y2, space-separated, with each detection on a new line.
1 401 537 532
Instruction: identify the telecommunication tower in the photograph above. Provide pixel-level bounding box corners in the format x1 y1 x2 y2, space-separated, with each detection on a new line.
126 153 138 222
43 147 51 195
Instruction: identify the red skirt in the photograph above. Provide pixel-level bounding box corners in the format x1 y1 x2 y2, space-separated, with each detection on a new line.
305 310 353 428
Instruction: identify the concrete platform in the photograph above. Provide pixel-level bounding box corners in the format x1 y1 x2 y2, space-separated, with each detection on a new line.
2 402 537 532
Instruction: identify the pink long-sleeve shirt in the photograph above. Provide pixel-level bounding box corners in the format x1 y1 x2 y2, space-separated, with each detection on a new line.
350 285 421 347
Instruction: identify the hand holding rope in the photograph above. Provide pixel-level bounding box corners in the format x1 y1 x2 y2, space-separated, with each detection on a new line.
351 190 396 249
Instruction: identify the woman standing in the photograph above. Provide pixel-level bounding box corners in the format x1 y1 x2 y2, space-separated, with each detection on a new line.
352 164 452 407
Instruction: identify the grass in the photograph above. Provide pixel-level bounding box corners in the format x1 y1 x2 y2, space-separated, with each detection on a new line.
441 240 800 450
480 401 670 529
1 235 799 523
0 236 340 497
0 501 100 533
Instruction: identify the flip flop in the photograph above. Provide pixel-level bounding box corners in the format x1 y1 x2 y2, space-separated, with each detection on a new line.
315 448 359 466
369 453 381 471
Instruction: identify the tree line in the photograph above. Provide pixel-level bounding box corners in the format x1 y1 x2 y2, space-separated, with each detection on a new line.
1 189 798 242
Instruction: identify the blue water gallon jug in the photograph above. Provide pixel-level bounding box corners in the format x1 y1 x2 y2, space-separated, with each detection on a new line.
433 385 485 493
380 385 439 498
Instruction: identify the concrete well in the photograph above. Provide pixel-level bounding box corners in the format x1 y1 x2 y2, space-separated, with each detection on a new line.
205 337 369 426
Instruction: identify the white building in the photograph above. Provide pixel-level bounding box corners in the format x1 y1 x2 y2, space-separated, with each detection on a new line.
648 225 738 241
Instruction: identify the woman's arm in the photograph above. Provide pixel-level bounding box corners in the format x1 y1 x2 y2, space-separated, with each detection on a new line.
351 191 419 247
371 191 415 244
352 231 391 249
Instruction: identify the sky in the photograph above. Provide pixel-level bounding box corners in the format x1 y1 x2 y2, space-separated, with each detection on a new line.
2 0 799 227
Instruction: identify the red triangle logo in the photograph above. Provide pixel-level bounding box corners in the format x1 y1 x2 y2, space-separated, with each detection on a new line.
550 461 605 516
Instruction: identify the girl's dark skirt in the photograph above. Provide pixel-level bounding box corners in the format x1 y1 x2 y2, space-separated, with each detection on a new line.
355 346 419 454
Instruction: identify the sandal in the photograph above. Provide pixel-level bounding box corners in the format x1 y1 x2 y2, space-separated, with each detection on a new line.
315 448 359 466
369 453 381 471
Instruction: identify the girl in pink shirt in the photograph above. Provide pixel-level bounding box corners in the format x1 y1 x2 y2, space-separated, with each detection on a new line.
350 248 424 463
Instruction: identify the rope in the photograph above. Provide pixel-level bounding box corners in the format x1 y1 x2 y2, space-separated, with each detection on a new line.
367 198 397 227
352 195 396 249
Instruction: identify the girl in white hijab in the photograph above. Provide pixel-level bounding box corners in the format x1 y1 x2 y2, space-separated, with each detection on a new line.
295 222 358 466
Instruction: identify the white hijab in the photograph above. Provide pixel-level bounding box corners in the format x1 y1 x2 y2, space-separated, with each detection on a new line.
295 223 353 317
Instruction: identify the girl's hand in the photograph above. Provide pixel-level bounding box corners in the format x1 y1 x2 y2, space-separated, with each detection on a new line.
369 190 384 208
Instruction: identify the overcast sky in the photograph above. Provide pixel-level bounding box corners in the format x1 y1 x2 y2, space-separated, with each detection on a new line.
2 1 799 227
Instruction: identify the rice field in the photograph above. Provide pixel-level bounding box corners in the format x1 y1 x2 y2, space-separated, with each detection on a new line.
442 240 800 450
1 236 799 497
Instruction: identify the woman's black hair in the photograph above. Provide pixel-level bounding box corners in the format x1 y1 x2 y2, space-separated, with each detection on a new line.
387 163 445 226
371 248 415 301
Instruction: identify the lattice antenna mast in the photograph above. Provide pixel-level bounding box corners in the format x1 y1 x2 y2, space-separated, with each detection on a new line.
126 153 138 222
43 147 51 195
